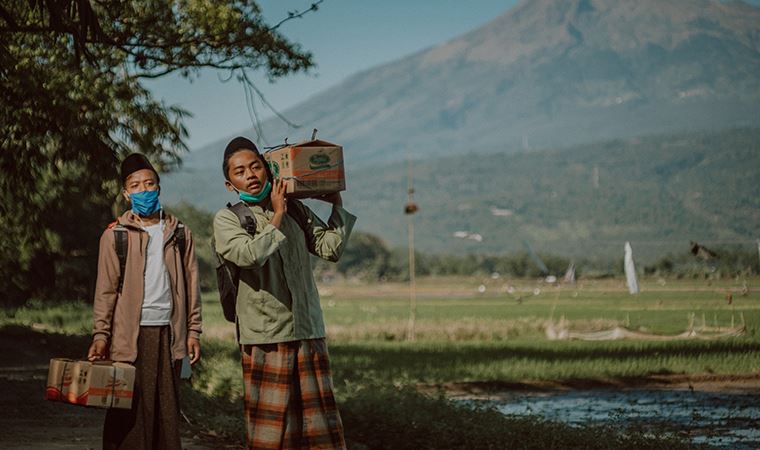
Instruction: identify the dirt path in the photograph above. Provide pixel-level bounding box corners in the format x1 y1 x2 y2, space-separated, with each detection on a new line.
0 325 213 449
422 373 760 400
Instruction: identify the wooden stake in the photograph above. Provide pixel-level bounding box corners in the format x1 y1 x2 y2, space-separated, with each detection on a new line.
406 158 417 342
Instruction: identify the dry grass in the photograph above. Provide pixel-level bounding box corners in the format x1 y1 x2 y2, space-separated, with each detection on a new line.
325 317 621 342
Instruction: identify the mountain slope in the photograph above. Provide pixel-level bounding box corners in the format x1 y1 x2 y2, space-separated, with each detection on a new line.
163 128 760 262
338 127 760 262
183 0 760 168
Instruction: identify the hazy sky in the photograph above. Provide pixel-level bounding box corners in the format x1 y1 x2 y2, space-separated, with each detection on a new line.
144 0 520 150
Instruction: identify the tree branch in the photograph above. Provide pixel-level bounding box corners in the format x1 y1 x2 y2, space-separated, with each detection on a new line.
3 1 322 76
269 0 324 31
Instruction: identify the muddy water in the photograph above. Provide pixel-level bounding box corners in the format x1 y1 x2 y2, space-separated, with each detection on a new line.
475 389 760 449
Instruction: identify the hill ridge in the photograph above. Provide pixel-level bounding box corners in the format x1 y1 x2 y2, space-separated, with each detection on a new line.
163 128 760 262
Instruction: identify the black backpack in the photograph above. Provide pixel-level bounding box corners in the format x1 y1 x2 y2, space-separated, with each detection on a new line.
113 222 186 294
213 200 308 323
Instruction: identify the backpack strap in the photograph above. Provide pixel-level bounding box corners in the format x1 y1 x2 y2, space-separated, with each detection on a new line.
227 202 257 235
286 199 318 251
286 199 310 233
174 222 186 260
174 221 189 311
112 225 128 294
214 204 254 325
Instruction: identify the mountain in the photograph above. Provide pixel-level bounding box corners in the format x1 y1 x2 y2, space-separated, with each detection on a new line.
161 0 760 261
164 128 760 263
178 0 760 169
338 128 760 262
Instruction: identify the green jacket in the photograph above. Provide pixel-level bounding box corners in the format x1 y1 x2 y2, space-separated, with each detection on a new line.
213 200 356 344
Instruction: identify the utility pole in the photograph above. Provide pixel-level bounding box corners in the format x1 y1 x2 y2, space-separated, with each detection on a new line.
593 165 599 189
404 158 419 341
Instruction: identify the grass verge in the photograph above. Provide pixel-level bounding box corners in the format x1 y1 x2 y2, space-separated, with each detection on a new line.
7 277 752 448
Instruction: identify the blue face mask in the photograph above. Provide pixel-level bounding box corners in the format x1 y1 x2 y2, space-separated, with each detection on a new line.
129 189 161 216
239 180 272 203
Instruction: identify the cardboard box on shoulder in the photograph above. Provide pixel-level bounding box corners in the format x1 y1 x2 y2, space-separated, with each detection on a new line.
45 358 135 409
264 139 345 198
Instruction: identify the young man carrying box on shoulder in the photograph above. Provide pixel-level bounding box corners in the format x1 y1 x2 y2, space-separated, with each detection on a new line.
87 153 202 450
213 137 356 449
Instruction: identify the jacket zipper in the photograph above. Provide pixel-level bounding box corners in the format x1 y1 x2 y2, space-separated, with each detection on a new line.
164 223 178 368
135 229 148 362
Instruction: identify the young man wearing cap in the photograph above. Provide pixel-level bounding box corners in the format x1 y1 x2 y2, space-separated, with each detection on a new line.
213 137 356 449
87 153 203 450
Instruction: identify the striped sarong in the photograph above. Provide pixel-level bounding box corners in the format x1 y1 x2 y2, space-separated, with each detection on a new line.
103 325 181 450
241 338 345 450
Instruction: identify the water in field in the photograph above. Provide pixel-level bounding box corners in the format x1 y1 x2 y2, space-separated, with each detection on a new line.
478 389 760 449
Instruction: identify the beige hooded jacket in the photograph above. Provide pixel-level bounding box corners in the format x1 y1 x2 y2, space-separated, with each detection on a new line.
92 210 202 363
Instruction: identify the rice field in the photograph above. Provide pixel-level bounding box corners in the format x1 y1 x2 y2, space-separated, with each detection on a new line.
6 276 759 390
189 275 759 405
3 276 757 448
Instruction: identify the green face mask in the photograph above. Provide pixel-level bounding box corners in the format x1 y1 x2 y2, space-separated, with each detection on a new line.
238 180 272 203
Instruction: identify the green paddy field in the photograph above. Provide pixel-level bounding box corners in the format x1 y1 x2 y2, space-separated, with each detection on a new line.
2 276 757 448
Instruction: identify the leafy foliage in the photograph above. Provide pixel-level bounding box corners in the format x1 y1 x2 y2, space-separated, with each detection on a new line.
164 201 217 292
0 1 314 305
0 1 314 77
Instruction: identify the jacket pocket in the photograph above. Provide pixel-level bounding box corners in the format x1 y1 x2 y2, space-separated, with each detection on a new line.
236 252 294 338
238 295 291 334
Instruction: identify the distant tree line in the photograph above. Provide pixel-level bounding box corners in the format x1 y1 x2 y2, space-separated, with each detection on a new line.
314 236 575 281
643 247 760 279
168 203 760 292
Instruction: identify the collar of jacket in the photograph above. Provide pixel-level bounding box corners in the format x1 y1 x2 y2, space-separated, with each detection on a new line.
116 210 180 242
244 197 273 212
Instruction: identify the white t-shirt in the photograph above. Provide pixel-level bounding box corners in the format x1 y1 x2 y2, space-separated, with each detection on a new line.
140 221 172 325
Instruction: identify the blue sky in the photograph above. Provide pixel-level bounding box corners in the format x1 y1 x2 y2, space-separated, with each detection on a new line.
144 0 520 150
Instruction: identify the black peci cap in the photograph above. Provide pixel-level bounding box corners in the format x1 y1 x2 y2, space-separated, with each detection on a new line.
121 153 160 184
224 137 259 158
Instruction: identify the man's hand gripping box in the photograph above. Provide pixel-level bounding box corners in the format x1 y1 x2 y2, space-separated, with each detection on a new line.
45 358 135 409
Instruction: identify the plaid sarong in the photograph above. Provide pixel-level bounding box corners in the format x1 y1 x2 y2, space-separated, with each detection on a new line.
241 338 346 450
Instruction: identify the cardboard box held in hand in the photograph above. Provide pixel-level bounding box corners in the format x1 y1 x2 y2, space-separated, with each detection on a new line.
45 358 135 409
264 139 345 198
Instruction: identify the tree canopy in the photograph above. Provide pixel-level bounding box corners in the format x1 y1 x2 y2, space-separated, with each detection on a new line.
0 0 318 305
